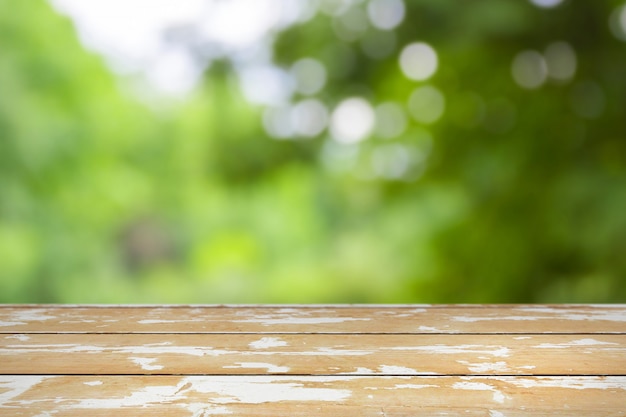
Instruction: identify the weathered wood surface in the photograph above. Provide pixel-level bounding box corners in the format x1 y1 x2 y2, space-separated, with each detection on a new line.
1 305 625 333
2 334 626 375
1 305 625 416
2 376 626 416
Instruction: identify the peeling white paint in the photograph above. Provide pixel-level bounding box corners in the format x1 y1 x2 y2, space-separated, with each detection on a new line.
313 347 373 356
117 344 226 357
248 337 288 349
495 376 626 391
0 342 375 361
347 367 375 375
83 381 103 386
489 411 505 417
223 362 290 373
533 338 619 349
457 361 510 373
452 381 505 404
0 376 49 404
178 376 352 404
60 319 96 324
389 345 510 358
515 308 626 322
0 309 57 327
452 316 539 322
0 344 106 354
0 343 230 357
70 384 187 408
277 308 300 313
16 309 57 322
32 411 56 417
371 308 426 314
233 317 370 325
4 334 30 341
394 384 438 389
138 319 203 324
378 309 426 317
418 326 443 332
238 346 372 357
129 357 163 371
378 365 418 375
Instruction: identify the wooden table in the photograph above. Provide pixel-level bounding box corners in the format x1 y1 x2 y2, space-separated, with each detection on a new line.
1 304 625 416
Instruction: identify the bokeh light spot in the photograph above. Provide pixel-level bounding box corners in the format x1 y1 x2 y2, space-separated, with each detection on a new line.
609 5 626 41
511 50 547 89
367 0 406 31
544 41 576 82
291 99 329 137
240 65 292 105
199 0 281 49
374 102 407 138
291 58 327 95
263 106 294 139
371 144 411 179
528 0 564 8
408 85 445 124
321 140 360 173
147 49 201 95
399 42 438 81
330 97 375 144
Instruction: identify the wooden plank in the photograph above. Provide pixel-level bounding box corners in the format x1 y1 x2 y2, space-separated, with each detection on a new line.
1 375 625 416
2 334 625 375
3 305 625 414
1 305 625 334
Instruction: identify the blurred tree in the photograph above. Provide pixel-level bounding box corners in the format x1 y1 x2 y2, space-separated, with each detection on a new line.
1 0 625 303
0 0 172 301
270 0 626 302
199 60 318 184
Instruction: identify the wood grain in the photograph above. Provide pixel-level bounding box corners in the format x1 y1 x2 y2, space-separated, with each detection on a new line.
1 376 625 416
1 305 625 415
1 305 625 334
2 334 625 375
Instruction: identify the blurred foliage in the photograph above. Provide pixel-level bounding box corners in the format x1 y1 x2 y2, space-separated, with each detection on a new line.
1 0 626 303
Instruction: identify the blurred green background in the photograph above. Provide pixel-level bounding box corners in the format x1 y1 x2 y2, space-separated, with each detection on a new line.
1 0 626 304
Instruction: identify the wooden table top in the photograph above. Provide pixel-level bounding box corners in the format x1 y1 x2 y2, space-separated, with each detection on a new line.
1 304 625 416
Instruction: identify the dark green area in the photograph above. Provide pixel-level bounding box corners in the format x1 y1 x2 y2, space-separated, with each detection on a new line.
1 0 625 303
